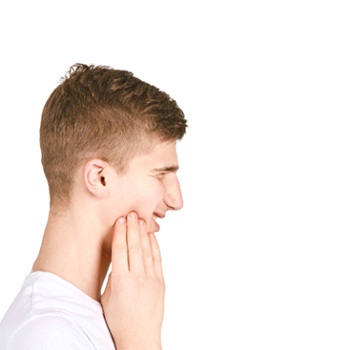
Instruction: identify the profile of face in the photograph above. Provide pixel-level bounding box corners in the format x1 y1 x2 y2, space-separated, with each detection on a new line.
107 141 183 233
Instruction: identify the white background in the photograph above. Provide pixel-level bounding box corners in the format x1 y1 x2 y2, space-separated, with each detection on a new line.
0 1 349 349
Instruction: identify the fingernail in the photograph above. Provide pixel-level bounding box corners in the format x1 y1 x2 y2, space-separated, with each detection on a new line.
117 217 126 225
128 212 137 219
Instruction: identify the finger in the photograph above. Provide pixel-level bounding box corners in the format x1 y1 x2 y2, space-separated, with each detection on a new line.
126 212 144 273
111 217 128 274
139 219 154 275
149 233 164 279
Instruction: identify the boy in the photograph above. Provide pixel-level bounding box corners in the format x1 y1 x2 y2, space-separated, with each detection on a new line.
0 63 187 349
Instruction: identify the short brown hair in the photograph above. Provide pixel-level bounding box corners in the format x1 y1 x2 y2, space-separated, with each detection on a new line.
40 63 187 207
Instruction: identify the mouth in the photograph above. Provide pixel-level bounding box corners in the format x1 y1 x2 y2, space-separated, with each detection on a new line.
152 213 165 233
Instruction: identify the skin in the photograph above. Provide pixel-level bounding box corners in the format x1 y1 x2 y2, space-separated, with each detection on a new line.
32 140 183 349
101 213 165 349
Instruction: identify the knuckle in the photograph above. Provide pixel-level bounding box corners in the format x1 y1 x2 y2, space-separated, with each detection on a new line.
128 244 142 252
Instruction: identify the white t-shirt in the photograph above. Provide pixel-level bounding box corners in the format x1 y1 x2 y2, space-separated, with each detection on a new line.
0 271 115 349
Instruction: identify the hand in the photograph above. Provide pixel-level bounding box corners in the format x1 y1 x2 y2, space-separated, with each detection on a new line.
101 212 165 350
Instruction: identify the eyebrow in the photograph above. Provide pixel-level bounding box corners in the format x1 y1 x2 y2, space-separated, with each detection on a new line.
152 165 179 173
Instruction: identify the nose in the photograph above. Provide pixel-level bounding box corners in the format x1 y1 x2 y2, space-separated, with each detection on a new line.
164 176 183 211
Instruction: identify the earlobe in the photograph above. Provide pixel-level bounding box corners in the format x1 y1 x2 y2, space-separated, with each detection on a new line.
84 159 109 198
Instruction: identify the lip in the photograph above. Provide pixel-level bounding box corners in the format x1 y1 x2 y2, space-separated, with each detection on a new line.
154 212 165 219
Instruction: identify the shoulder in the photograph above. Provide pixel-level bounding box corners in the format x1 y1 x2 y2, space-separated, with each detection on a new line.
6 314 95 350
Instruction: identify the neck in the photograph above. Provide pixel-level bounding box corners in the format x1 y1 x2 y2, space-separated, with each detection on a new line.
32 207 112 301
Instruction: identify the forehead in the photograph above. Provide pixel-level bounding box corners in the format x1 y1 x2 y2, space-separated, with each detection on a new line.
128 140 179 170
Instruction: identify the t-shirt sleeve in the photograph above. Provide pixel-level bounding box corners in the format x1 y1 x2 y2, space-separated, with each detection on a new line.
7 315 95 350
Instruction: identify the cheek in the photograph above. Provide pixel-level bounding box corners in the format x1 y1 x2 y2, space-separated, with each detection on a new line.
125 183 164 216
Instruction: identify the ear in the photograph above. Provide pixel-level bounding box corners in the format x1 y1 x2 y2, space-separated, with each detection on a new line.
83 159 110 198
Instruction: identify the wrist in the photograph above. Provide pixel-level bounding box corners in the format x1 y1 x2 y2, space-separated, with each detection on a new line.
114 335 162 350
117 343 162 350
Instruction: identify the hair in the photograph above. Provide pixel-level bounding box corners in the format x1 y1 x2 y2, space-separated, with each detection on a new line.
40 63 187 207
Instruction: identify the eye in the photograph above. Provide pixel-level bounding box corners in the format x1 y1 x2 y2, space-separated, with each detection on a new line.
156 172 167 179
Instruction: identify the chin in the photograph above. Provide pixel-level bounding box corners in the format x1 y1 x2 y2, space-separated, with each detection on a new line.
148 217 160 233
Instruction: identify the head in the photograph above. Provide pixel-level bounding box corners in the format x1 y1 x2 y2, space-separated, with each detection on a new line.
40 63 187 228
